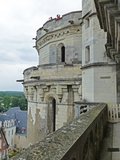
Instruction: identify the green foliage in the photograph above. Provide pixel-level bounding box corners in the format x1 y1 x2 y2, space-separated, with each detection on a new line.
0 91 24 97
0 91 27 112
9 148 20 158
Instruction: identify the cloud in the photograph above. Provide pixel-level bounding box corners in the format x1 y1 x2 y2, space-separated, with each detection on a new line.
0 0 82 91
0 63 32 91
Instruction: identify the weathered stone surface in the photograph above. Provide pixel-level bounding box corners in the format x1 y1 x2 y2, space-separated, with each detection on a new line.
94 0 120 63
23 11 82 145
11 104 107 160
82 0 117 104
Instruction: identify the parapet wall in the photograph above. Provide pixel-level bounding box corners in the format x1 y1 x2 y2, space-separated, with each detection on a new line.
37 11 82 40
23 64 82 82
11 103 107 160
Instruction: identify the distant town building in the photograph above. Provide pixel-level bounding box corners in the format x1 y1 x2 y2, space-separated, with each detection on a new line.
6 107 27 135
0 107 27 149
0 114 16 148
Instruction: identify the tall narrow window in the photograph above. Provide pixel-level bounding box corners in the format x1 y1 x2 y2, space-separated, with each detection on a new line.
47 97 56 133
85 46 90 63
61 46 65 62
52 98 56 131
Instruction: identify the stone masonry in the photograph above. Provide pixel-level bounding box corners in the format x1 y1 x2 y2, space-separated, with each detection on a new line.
23 11 82 145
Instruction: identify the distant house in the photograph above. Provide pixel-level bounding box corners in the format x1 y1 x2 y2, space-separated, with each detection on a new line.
0 127 9 160
0 115 16 148
0 107 27 149
6 107 27 135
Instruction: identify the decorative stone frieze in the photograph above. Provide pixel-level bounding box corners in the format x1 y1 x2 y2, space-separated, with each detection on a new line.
36 25 81 49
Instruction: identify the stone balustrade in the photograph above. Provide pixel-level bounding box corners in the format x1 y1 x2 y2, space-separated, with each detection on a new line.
108 104 120 122
74 102 99 118
11 103 107 160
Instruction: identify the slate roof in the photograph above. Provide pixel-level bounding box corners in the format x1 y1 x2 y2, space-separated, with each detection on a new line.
0 107 27 134
15 110 27 134
0 114 12 121
5 107 20 119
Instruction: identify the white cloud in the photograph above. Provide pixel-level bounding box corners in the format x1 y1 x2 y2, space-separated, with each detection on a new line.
0 63 33 91
0 0 82 91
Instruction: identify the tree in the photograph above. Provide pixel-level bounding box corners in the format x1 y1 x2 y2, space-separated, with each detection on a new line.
0 92 27 112
11 97 19 107
18 97 27 110
3 96 11 109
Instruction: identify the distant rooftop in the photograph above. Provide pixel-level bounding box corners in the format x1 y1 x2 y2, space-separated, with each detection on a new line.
0 107 27 134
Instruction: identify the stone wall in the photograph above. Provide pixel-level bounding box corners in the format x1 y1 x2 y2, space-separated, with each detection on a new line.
37 11 82 39
23 58 82 145
36 11 82 66
94 0 120 63
94 0 120 103
23 77 82 145
82 0 117 103
14 135 27 149
24 64 81 82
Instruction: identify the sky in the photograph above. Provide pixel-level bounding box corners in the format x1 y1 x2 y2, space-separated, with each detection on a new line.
0 0 82 91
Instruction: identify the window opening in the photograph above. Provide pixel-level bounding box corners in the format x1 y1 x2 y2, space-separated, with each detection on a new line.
85 46 90 63
61 46 65 62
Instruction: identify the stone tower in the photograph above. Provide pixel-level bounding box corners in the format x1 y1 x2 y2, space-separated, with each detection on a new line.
23 11 82 145
82 0 117 103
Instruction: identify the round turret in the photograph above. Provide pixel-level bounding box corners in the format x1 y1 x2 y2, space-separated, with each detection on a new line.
36 11 82 65
23 11 82 145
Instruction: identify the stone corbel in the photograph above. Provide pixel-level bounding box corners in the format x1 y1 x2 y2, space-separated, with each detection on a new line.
58 94 63 103
39 88 44 102
56 86 62 95
40 96 44 102
78 85 82 96
43 86 49 92
62 86 68 93
72 85 79 92
56 86 63 103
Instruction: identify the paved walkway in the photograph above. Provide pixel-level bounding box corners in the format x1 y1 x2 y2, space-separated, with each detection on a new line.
99 122 120 160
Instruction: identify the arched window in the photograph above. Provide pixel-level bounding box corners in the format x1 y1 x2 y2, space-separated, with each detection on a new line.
57 43 66 63
61 46 65 62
